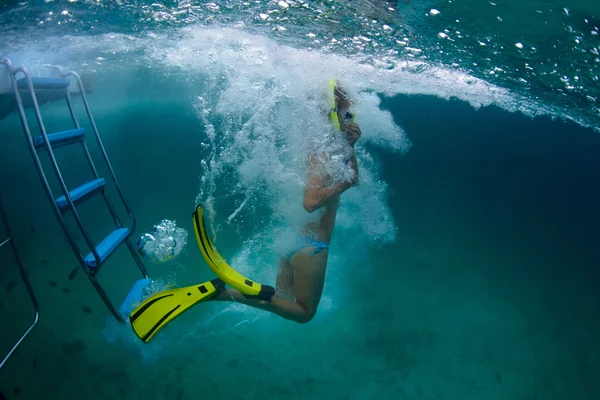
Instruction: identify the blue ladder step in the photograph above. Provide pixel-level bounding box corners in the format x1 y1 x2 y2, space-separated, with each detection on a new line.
34 128 85 150
118 278 152 318
85 228 130 269
17 77 70 90
56 178 105 210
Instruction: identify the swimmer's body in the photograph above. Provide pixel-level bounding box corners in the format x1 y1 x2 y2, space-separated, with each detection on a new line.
212 84 361 323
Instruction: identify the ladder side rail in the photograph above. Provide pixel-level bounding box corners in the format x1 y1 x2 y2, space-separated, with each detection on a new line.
11 67 102 268
65 84 149 307
65 90 81 128
80 142 102 180
79 139 128 232
65 71 150 279
81 141 123 234
64 90 103 180
65 90 105 181
63 75 149 279
124 238 149 278
87 274 124 321
79 141 126 230
64 71 138 234
0 197 40 370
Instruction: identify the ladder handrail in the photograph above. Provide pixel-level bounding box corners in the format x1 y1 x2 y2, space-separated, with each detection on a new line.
63 71 148 280
64 89 81 128
63 71 138 235
63 88 127 236
0 197 40 371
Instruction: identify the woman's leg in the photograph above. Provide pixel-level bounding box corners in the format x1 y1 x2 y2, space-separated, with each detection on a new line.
276 257 295 300
289 248 328 320
212 247 328 323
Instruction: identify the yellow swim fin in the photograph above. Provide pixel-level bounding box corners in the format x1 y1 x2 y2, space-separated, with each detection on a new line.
192 205 275 301
129 278 225 343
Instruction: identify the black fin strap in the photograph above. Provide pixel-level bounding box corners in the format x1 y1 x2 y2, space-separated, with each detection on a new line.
210 278 226 296
242 285 275 302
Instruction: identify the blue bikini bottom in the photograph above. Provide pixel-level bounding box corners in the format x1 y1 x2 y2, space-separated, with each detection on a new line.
286 235 329 261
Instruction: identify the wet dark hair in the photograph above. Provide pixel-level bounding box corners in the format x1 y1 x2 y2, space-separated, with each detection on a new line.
334 84 352 108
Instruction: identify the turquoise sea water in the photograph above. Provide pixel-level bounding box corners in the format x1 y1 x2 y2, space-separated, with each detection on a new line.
1 1 599 399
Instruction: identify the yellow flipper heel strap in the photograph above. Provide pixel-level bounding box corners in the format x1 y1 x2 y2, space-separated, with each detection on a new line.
193 205 275 302
129 278 225 343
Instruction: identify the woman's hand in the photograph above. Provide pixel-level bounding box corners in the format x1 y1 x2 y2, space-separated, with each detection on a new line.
344 123 362 146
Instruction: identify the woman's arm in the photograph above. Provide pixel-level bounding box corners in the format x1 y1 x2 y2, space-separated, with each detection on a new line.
303 148 359 213
303 123 362 213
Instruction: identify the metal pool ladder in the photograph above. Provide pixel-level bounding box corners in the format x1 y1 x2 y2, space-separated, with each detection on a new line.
0 58 151 328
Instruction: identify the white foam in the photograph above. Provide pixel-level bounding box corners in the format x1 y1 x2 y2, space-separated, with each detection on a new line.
151 26 577 127
2 25 566 122
147 27 411 238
